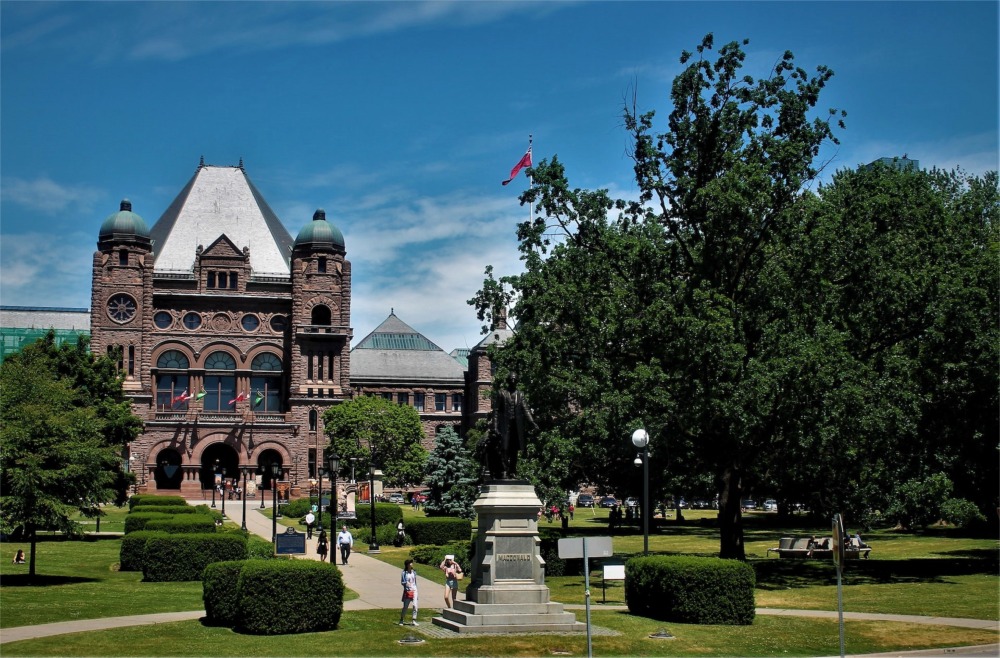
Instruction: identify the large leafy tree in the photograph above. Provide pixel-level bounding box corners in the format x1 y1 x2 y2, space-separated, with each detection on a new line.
323 395 428 488
472 35 997 559
1 333 140 576
422 426 477 519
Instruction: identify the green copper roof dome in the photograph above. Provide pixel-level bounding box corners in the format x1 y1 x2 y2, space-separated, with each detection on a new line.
98 199 151 246
294 209 345 252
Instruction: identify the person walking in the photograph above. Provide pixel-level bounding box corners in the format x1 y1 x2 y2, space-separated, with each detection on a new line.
304 510 315 539
399 559 419 625
316 530 328 562
439 554 464 608
337 524 354 566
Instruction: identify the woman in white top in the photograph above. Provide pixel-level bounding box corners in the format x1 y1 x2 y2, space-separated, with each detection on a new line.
399 559 419 625
439 554 463 608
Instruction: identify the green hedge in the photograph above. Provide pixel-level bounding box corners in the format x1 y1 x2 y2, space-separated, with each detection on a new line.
353 523 409 547
203 560 246 626
130 505 199 516
406 517 471 545
624 555 755 625
143 534 248 582
124 513 172 534
283 498 314 518
347 502 402 531
119 530 167 571
247 536 277 559
128 495 188 510
410 540 473 575
145 515 218 534
237 560 344 634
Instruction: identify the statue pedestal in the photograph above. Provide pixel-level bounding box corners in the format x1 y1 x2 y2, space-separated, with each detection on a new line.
431 482 584 634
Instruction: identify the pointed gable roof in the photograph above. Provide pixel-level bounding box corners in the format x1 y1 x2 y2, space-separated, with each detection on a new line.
149 164 293 276
351 311 465 383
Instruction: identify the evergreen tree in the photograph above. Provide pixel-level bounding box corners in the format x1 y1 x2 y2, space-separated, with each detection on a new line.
422 427 477 519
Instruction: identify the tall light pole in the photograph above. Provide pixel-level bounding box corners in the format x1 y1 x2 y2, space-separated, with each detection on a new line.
259 466 266 509
327 452 341 536
632 428 650 555
317 463 325 533
211 459 219 508
368 459 379 553
219 467 227 519
270 462 281 543
240 465 250 531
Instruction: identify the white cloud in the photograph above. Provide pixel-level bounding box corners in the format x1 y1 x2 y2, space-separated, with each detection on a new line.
1 176 104 215
0 231 95 308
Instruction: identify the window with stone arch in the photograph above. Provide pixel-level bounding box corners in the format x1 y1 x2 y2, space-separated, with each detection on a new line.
311 304 332 326
250 352 284 412
155 349 190 411
203 351 237 412
309 409 318 432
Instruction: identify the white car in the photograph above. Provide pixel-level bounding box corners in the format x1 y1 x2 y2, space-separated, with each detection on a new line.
763 499 777 512
388 493 404 504
624 497 639 508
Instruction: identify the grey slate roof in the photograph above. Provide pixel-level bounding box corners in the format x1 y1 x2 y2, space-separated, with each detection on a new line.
351 312 465 384
0 306 91 331
149 165 293 276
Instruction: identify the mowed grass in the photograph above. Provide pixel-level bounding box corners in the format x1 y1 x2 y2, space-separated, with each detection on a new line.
3 609 997 657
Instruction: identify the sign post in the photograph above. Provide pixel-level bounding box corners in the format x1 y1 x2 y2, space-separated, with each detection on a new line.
558 536 613 658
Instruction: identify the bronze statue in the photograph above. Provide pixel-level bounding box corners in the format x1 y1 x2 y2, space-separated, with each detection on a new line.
484 381 536 480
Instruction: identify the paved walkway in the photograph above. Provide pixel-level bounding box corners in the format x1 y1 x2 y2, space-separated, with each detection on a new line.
1 499 997 657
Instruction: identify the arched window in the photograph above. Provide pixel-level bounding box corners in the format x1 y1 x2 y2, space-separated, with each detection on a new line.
155 350 190 411
203 351 237 412
309 410 318 432
250 352 283 412
311 304 331 326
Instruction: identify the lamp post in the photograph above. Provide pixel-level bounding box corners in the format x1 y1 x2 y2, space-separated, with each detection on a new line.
327 452 341 536
211 459 219 508
317 464 325 533
220 467 227 519
368 460 379 553
632 428 650 555
349 457 357 483
259 466 266 509
271 462 282 543
240 465 250 531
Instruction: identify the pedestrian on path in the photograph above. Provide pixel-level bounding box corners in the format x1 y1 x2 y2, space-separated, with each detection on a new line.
317 530 328 562
305 510 315 539
337 525 354 566
399 559 419 625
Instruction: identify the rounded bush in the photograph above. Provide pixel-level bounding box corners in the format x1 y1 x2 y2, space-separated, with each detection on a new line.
119 530 167 571
625 555 755 625
130 505 199 515
143 533 248 582
350 502 402 531
247 536 276 559
406 517 472 545
124 513 172 534
203 560 246 626
237 560 344 634
145 515 217 534
128 495 187 510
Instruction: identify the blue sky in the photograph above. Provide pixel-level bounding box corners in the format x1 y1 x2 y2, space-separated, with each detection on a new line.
2 1 997 352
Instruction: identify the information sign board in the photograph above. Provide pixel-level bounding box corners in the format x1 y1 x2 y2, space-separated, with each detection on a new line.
557 536 613 559
275 527 306 555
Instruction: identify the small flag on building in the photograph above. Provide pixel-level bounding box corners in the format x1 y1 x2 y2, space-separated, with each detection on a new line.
195 388 207 400
253 391 264 408
502 148 532 186
228 391 248 406
172 389 191 406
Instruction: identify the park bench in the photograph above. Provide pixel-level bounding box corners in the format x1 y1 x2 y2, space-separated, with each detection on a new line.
766 536 871 559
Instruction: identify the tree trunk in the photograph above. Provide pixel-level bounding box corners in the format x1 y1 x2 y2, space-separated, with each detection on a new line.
28 523 37 579
718 464 746 560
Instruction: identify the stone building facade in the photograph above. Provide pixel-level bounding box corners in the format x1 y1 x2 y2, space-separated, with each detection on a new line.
87 160 499 498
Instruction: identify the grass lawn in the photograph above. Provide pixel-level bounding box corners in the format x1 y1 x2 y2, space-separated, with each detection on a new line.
2 609 997 657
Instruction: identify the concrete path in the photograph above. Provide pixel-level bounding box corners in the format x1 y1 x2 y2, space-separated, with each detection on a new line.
1 499 997 657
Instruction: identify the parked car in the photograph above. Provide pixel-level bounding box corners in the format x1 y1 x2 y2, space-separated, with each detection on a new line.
741 499 757 510
624 497 638 508
388 492 404 504
763 499 778 512
600 496 618 508
577 494 595 508
692 499 712 509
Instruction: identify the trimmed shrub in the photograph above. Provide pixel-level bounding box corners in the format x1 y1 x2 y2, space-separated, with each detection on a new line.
238 560 344 634
130 505 199 515
282 497 314 518
145 515 218 534
625 555 755 625
119 530 167 571
353 523 405 548
143 534 248 582
128 495 187 510
406 517 471 545
350 502 402 531
203 560 247 626
410 540 472 575
941 498 987 527
247 536 276 559
124 513 172 534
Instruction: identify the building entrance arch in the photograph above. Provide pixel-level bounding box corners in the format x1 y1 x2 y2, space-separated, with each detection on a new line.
257 449 283 490
153 448 183 490
201 443 240 490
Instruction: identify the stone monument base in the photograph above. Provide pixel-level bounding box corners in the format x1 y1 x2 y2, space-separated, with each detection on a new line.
431 481 585 635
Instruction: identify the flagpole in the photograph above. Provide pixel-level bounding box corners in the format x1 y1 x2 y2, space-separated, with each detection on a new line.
527 134 533 224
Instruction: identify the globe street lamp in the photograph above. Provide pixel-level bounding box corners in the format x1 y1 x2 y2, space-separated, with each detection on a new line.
211 459 220 508
632 428 650 555
368 460 379 553
270 462 282 543
327 452 341 536
240 465 251 531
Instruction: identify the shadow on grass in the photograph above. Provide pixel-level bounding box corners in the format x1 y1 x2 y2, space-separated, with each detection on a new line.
1 574 99 586
753 554 999 590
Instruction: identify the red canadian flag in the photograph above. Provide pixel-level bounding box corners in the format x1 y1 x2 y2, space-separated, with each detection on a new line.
502 149 532 186
228 391 248 406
